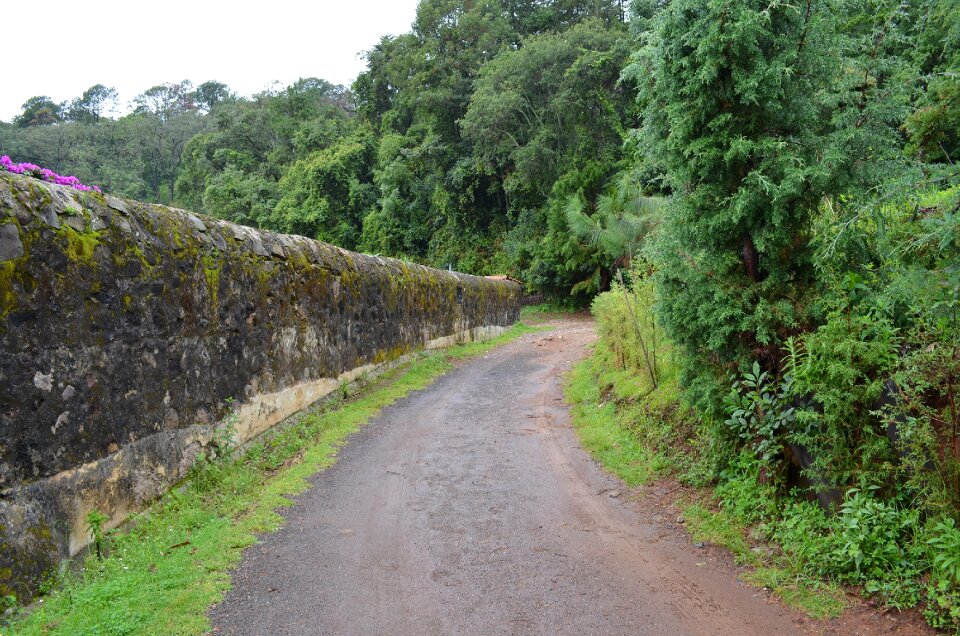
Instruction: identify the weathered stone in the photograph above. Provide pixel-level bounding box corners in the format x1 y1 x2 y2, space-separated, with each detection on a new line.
0 223 23 261
0 171 521 601
52 411 70 434
106 196 127 214
186 214 206 233
162 409 179 430
248 234 270 257
33 372 53 392
37 206 60 228
210 231 227 251
90 214 108 231
63 215 87 232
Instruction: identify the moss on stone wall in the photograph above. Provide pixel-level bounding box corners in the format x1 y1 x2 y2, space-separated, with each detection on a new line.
0 171 521 601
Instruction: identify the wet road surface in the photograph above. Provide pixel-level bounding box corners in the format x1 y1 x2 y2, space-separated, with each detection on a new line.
210 318 805 635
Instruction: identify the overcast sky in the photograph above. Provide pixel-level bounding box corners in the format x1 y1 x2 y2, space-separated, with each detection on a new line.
2 0 422 122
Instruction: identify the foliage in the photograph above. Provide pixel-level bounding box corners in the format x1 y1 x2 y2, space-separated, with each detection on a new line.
353 1 634 279
175 78 353 214
904 0 960 163
723 363 795 465
786 313 900 488
66 85 118 125
638 0 839 377
591 269 663 388
830 490 922 588
714 451 779 525
14 96 64 128
462 19 631 212
925 517 960 628
561 172 662 296
632 0 919 416
85 510 110 561
272 125 376 248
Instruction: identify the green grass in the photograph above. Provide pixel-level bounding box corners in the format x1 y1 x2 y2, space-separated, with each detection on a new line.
7 322 540 636
565 348 847 621
682 503 758 565
743 568 847 619
681 488 846 619
566 352 666 487
446 322 548 360
519 301 579 323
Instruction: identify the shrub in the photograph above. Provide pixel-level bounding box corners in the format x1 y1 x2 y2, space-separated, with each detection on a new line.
1 155 102 192
925 517 960 630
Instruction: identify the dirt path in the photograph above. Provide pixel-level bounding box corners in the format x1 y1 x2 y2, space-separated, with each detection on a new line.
209 317 808 635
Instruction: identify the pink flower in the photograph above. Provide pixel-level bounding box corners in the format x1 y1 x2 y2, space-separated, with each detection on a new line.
1 155 103 193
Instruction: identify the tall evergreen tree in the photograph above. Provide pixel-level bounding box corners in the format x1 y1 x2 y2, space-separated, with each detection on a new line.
637 0 846 397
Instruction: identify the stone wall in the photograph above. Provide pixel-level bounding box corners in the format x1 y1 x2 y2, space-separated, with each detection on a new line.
0 172 521 599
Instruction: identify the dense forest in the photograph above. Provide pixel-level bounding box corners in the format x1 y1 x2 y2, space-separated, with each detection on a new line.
3 0 960 628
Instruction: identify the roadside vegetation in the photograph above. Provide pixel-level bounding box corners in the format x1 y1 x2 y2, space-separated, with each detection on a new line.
4 323 542 635
4 0 959 631
554 1 960 631
567 260 960 630
519 301 582 324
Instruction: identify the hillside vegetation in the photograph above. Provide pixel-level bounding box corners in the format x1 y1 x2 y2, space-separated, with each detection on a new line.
3 0 959 629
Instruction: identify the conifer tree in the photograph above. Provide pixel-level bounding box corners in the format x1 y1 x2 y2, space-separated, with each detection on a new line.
637 0 845 396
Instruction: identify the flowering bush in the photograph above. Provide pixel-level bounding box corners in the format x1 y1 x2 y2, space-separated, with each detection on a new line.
1 155 101 192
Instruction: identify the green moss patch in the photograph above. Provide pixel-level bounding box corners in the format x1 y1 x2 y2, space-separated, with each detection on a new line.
56 225 102 265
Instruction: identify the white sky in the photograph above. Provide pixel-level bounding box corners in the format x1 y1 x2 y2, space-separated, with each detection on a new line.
1 0 422 122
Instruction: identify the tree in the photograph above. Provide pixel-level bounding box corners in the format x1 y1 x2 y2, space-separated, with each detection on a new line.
129 108 209 202
460 18 636 291
904 0 960 163
462 19 631 211
271 125 377 248
201 167 279 227
192 81 233 113
502 0 625 36
636 0 847 393
3 121 76 172
134 81 196 121
354 34 421 126
352 0 519 269
14 96 63 128
173 78 354 222
562 169 662 294
67 85 118 124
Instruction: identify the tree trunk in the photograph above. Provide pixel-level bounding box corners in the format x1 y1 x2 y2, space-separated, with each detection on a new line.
742 233 760 282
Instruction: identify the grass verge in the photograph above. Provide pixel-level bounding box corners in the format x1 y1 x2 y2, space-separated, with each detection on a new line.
564 347 847 620
7 321 544 636
519 301 580 324
565 353 666 487
681 503 847 619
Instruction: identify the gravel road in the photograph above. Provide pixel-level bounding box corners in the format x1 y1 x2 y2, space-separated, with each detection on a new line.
209 317 806 635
